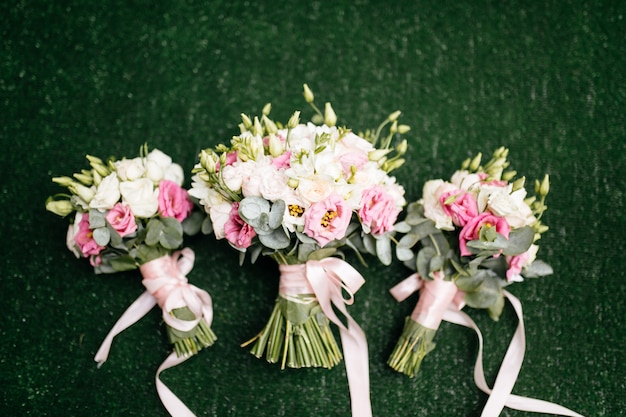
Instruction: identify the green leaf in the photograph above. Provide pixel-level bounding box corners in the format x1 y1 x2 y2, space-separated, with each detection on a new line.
501 226 534 256
396 246 415 262
522 260 553 278
464 273 502 309
201 216 213 235
455 269 489 291
416 246 437 279
307 247 337 261
398 233 420 250
108 255 138 272
258 228 291 250
268 200 285 229
375 236 392 266
182 211 204 236
487 293 505 321
89 209 106 228
145 218 165 246
92 226 110 246
160 223 183 250
393 221 411 234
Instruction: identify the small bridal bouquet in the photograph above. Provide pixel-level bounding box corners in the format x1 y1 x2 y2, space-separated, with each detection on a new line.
189 85 407 416
388 147 553 377
46 145 216 360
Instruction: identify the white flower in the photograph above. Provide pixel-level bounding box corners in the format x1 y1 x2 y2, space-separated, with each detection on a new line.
504 188 536 228
120 177 159 218
258 165 290 201
209 201 233 239
421 179 455 231
297 176 334 204
66 212 81 258
221 164 243 193
163 163 184 185
115 157 145 181
450 170 481 192
90 173 121 211
486 187 518 217
147 148 173 169
476 184 509 213
281 191 307 233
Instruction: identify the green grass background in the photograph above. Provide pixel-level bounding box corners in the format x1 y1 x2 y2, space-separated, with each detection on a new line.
1 1 624 416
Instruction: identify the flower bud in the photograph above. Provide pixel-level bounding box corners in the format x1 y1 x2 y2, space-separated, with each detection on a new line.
397 124 411 134
268 133 284 157
73 172 93 186
368 148 392 162
262 114 278 134
52 176 75 187
262 102 272 116
469 153 482 171
387 110 402 122
287 111 301 129
502 170 518 182
68 182 95 204
303 83 314 103
287 178 299 188
539 174 550 196
45 198 74 217
240 113 253 130
86 155 110 177
383 158 405 172
253 116 263 136
200 150 217 173
324 102 337 126
511 176 525 191
396 139 408 155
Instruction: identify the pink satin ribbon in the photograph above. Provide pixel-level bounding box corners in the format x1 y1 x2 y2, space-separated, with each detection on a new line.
391 273 585 417
279 258 372 417
94 248 213 417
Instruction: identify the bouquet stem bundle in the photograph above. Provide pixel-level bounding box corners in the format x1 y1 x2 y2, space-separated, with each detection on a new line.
242 294 342 369
387 273 459 377
241 263 343 369
168 306 217 357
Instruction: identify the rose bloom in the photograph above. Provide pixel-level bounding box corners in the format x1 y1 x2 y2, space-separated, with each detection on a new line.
105 203 137 237
115 157 145 181
439 189 478 227
209 201 233 240
74 212 105 258
459 212 511 257
303 193 352 247
297 176 334 205
90 173 121 211
224 202 257 249
158 180 193 222
358 185 401 235
120 177 159 218
421 179 457 231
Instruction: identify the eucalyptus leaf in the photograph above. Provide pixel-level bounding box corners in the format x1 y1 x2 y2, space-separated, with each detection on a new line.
201 216 213 235
268 200 285 229
108 255 138 272
455 269 489 292
398 233 420 250
522 260 554 278
88 209 106 229
362 234 376 256
416 246 437 279
160 224 183 249
487 293 505 321
396 246 415 262
106 224 127 251
92 226 110 246
375 236 392 266
464 274 502 309
239 196 270 223
258 228 291 250
145 218 165 246
393 221 411 234
307 247 337 261
182 211 204 236
501 226 534 256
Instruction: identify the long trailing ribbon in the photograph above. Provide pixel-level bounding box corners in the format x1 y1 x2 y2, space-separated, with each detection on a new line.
94 248 213 417
279 258 372 417
391 273 584 417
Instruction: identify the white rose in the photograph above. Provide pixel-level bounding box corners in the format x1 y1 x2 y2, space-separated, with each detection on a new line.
147 149 173 169
115 158 145 181
209 201 233 240
421 179 455 231
259 165 290 201
90 173 121 211
297 176 334 204
66 212 81 258
163 163 184 185
450 170 481 192
477 184 509 213
144 160 165 183
487 187 518 217
120 178 159 218
504 188 536 228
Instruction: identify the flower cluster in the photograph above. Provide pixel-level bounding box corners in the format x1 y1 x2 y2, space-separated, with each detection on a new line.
189 95 407 266
388 147 552 377
46 145 214 357
189 85 408 372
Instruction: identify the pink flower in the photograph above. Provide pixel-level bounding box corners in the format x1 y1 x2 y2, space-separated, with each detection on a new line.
459 212 510 256
338 152 369 178
303 193 352 247
224 202 257 249
105 203 137 237
75 213 105 258
271 151 292 170
358 185 401 235
439 189 479 227
506 251 530 282
158 180 194 222
478 172 508 187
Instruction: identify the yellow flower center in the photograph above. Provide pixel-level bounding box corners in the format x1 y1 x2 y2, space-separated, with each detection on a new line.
288 204 305 218
321 210 338 227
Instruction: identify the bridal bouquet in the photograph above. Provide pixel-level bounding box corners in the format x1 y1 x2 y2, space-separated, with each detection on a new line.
388 147 552 377
45 145 216 360
189 85 407 417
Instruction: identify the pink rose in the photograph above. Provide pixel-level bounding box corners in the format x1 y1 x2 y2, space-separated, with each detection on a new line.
303 193 352 247
271 151 292 170
338 152 369 178
224 202 257 249
459 212 510 257
439 189 478 227
75 213 105 258
358 185 401 235
158 180 194 222
506 251 530 282
105 203 137 237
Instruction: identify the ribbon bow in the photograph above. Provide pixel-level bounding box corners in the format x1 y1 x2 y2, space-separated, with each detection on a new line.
391 273 584 417
279 258 372 417
94 248 213 417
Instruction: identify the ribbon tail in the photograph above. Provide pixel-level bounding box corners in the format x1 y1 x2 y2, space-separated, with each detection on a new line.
442 294 585 417
156 352 197 417
94 291 157 366
339 319 372 417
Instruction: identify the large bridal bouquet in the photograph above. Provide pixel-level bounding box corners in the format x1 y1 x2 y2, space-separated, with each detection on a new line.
388 147 553 377
45 145 216 361
189 85 408 417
